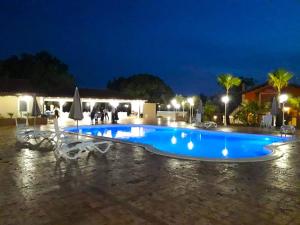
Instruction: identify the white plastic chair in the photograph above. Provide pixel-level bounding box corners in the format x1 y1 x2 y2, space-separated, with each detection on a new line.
280 125 296 136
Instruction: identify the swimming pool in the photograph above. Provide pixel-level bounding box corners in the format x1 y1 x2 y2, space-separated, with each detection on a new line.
65 125 288 161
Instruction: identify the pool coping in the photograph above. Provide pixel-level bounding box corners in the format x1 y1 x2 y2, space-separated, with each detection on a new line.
64 124 296 163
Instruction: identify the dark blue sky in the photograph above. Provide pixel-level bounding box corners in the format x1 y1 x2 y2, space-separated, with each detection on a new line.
1 0 300 95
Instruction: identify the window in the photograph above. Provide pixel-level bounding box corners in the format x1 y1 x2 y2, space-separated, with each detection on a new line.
19 100 27 112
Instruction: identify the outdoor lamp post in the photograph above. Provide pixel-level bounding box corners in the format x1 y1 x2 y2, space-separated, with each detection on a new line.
171 99 178 121
187 97 194 123
221 95 230 126
181 101 185 118
279 94 288 125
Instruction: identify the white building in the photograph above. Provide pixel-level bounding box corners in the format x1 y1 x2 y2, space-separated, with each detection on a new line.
0 79 146 122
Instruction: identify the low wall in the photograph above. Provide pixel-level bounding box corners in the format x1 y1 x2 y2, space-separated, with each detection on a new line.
0 117 47 126
157 111 187 121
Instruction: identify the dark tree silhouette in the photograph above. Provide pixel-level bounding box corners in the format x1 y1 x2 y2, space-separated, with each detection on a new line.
107 74 174 103
0 51 75 91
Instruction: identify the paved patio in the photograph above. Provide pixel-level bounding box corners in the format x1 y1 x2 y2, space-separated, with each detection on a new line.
0 120 300 225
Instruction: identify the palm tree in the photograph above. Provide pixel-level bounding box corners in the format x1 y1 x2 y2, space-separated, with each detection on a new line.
217 74 241 95
268 69 293 96
217 74 241 126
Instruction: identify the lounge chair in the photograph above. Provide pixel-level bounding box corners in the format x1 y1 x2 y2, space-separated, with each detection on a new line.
194 113 217 129
52 119 113 160
195 121 217 129
15 118 52 144
280 125 296 136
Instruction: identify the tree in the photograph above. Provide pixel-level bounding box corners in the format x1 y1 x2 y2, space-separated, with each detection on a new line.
203 100 219 121
268 69 293 96
217 74 241 95
0 51 75 91
217 74 241 125
288 97 300 126
234 101 270 126
107 74 174 103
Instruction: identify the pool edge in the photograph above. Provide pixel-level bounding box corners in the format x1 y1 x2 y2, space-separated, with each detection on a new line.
64 125 295 163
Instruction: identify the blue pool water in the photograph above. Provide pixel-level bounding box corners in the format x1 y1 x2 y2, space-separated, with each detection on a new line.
65 125 288 160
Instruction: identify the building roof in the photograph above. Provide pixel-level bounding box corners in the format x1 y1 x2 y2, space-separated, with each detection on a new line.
46 88 138 100
243 82 300 94
0 79 141 100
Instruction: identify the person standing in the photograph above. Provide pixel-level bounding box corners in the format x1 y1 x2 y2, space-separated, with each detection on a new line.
104 108 109 120
90 108 96 125
111 108 116 124
54 107 60 119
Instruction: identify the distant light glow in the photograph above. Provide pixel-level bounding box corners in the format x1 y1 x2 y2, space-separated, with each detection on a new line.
187 141 194 150
222 148 228 157
110 101 119 108
187 97 194 106
279 94 288 103
171 99 177 106
181 132 187 138
221 95 229 104
171 136 177 144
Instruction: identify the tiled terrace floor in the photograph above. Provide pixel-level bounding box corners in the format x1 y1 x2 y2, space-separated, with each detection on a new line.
0 120 300 225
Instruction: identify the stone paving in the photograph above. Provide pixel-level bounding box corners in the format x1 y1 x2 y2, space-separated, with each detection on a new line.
0 121 300 225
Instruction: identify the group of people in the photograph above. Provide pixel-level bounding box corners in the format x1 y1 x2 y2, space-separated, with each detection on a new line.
90 107 119 124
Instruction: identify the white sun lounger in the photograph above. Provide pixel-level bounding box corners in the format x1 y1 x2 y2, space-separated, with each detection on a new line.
52 119 113 160
195 121 217 129
15 118 53 144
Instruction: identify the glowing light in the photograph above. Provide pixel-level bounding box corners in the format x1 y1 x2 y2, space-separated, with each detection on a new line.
20 95 32 103
110 101 119 108
283 107 290 112
279 94 288 103
167 104 171 109
124 104 129 108
175 103 180 110
181 132 187 138
222 148 228 157
171 99 177 107
187 97 194 106
213 115 217 120
221 95 229 104
171 136 177 144
187 141 194 150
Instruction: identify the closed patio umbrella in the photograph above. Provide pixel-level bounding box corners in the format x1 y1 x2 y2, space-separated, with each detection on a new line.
69 87 83 131
31 95 41 127
271 97 278 126
197 98 204 123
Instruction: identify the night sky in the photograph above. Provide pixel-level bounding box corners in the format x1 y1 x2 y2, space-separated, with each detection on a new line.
1 0 300 95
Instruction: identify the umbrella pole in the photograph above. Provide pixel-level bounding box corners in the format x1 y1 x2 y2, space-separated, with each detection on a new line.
77 120 79 139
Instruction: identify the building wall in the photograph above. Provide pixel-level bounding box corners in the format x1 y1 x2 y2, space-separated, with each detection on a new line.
0 96 18 118
244 85 300 103
143 103 156 119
